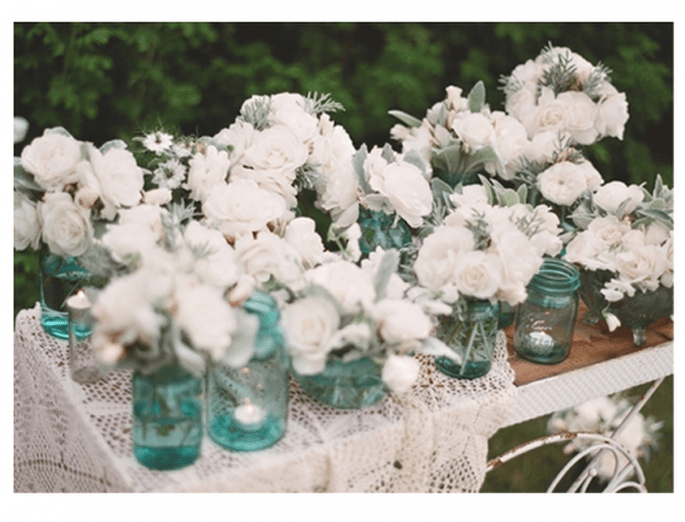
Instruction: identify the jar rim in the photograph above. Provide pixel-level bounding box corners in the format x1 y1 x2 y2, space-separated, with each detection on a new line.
529 258 580 294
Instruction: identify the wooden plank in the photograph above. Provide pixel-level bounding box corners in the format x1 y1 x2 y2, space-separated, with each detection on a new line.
504 302 673 386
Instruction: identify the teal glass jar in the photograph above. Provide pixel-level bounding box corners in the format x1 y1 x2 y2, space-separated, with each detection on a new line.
207 291 290 452
358 207 412 256
132 364 203 470
294 356 387 409
435 299 500 380
39 247 90 340
514 258 580 364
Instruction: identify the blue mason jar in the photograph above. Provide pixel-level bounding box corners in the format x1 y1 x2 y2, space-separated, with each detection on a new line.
39 247 90 340
435 299 500 380
513 258 580 364
294 356 387 410
357 207 412 256
132 364 203 470
207 291 290 452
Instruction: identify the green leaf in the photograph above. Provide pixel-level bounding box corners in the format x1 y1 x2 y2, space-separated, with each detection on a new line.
374 249 400 302
388 109 422 128
352 145 372 194
14 158 43 193
433 144 464 174
380 143 396 163
463 146 499 174
517 184 528 204
467 81 486 113
100 139 128 154
497 189 520 207
402 149 428 174
431 178 454 200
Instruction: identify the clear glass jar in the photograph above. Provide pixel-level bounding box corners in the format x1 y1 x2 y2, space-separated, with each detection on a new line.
513 258 580 364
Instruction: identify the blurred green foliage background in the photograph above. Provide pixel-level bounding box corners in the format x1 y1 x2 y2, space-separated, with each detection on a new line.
12 22 674 493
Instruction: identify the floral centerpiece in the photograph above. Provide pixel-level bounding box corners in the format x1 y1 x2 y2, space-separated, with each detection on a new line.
547 395 663 483
500 43 629 146
562 176 673 345
280 248 452 408
14 126 147 338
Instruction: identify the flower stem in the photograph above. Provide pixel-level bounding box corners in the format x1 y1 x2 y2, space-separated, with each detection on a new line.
458 321 478 377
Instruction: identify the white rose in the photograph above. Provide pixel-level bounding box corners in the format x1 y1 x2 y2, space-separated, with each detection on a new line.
373 299 432 350
593 181 644 215
79 145 144 220
613 244 667 292
381 354 420 393
449 184 490 210
369 161 432 228
451 112 496 151
452 250 502 300
486 111 529 179
587 215 630 246
185 145 230 202
521 130 567 164
596 86 629 140
537 161 588 206
361 248 409 300
269 95 319 144
556 91 600 145
14 117 29 143
660 232 674 288
284 217 325 268
306 260 376 314
20 130 82 191
414 226 475 297
214 120 256 168
143 187 173 206
642 220 670 247
101 221 161 265
14 191 41 251
363 146 390 181
445 85 468 111
530 205 563 257
563 231 608 271
281 296 341 375
576 160 603 191
310 114 356 175
505 85 538 124
526 87 569 137
241 124 309 180
202 179 287 241
235 231 305 290
184 220 241 288
395 124 434 167
175 282 237 361
39 192 93 257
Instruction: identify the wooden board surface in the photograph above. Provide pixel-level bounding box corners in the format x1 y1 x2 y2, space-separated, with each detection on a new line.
504 303 674 386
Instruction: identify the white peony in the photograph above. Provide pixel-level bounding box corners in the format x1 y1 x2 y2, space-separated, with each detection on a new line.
185 145 230 202
452 250 502 300
593 181 644 216
202 179 287 241
281 295 341 375
14 191 42 251
381 354 420 393
39 192 93 258
79 145 144 220
20 130 83 191
537 161 588 206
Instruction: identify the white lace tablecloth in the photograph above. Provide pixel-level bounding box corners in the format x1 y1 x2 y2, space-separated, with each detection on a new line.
14 303 517 493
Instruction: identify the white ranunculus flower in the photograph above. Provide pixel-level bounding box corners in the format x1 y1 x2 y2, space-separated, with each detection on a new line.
14 191 41 251
451 112 496 151
184 220 241 288
175 281 237 362
185 145 230 202
373 299 432 350
413 226 475 297
452 250 502 300
20 130 83 191
537 161 588 206
381 354 420 393
284 217 325 269
369 161 432 228
593 181 645 216
39 192 93 257
306 260 376 315
556 91 600 145
613 244 667 292
281 295 341 375
80 145 144 220
202 179 287 241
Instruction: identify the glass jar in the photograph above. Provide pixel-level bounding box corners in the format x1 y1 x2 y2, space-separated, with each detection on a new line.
39 247 90 340
358 207 412 256
132 364 203 470
294 356 387 409
434 299 500 380
207 291 290 452
67 291 100 384
513 258 580 364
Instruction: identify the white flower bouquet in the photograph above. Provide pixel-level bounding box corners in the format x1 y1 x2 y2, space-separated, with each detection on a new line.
501 43 630 146
563 176 673 342
547 395 663 483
